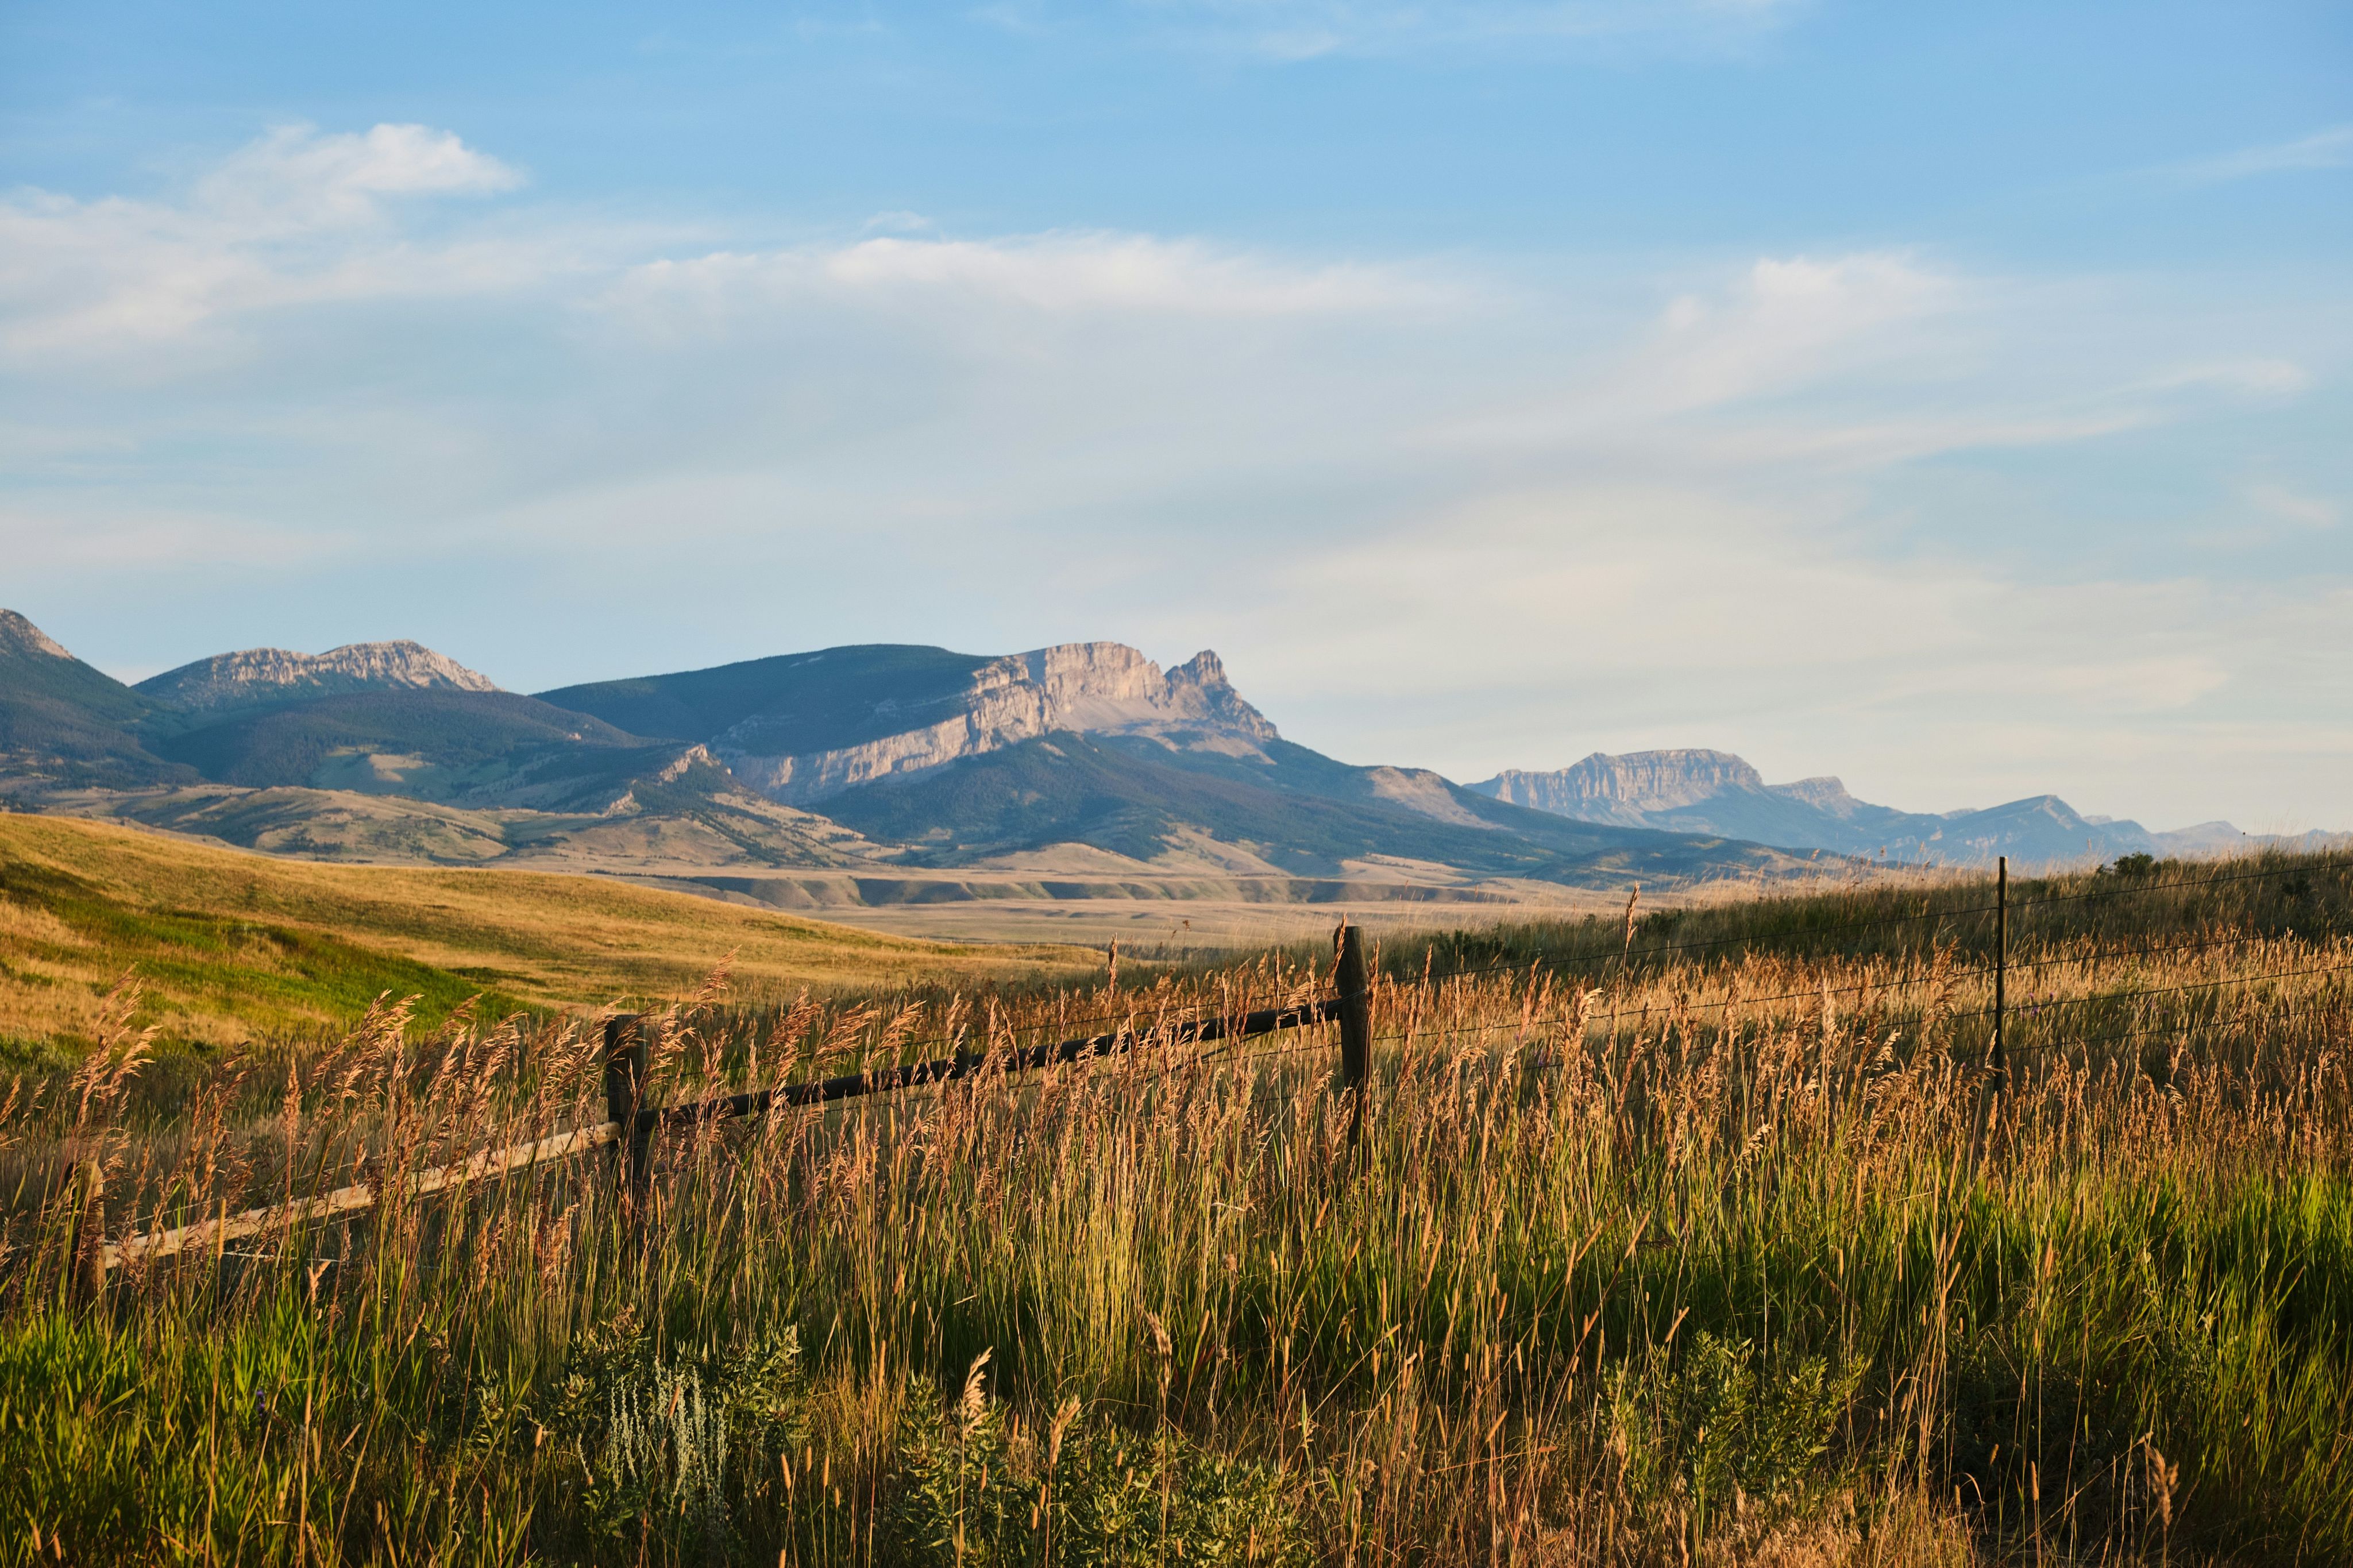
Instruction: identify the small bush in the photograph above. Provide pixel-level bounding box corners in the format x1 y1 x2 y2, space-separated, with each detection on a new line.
892 1355 1306 1567
1610 1331 1861 1550
531 1310 808 1555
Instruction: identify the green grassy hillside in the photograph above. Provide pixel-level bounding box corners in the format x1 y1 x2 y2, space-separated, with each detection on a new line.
0 814 1092 1056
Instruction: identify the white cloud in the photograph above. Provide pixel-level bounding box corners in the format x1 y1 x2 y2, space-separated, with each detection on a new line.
198 123 522 223
0 123 535 362
2179 125 2353 184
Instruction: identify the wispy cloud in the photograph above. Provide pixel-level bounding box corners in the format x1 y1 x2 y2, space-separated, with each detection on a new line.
1645 251 1959 410
608 231 1457 325
2247 481 2340 531
997 0 1808 60
2177 125 2353 183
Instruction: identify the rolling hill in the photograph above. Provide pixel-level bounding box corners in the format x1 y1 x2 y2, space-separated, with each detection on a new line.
0 814 1091 1054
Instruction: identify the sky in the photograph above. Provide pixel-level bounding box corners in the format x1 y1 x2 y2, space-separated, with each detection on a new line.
1 1 2348 832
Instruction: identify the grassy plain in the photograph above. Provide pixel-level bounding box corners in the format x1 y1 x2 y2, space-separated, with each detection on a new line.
2 849 2348 1563
0 814 1094 1057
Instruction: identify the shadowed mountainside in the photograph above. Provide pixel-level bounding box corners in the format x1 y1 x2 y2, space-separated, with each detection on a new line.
820 732 1787 885
0 611 186 788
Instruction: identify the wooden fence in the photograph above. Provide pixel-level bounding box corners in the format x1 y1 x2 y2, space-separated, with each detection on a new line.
71 926 1375 1289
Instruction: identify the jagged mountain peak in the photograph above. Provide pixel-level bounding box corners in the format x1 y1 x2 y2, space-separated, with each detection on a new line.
138 640 501 714
0 610 74 662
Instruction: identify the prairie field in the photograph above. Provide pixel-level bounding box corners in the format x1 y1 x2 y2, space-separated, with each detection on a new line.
2 849 2349 1564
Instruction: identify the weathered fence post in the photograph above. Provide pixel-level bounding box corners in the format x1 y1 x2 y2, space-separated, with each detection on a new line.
70 1158 106 1301
1992 856 2009 1098
1970 858 2011 1174
1335 922 1370 1147
604 1015 651 1200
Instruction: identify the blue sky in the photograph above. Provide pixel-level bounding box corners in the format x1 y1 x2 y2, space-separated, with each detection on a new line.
2 1 2348 831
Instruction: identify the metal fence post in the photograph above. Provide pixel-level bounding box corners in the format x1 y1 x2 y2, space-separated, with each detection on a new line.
604 1015 650 1200
1335 923 1370 1147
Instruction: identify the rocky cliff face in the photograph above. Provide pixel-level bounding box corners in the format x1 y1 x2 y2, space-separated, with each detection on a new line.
718 642 1278 806
138 641 500 714
1480 750 1767 827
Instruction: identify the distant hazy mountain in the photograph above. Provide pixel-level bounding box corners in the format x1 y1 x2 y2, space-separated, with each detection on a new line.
814 729 1772 882
138 640 499 720
1472 750 2274 867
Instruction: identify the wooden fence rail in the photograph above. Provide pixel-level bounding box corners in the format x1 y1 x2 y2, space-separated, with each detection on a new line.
72 925 1374 1282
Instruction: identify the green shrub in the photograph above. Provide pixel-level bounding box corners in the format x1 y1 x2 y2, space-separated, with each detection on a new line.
892 1354 1305 1567
529 1311 808 1556
1610 1331 1860 1549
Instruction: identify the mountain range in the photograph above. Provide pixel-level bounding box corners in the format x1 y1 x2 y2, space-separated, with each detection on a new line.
2 610 2317 924
0 612 1795 910
1468 751 2285 867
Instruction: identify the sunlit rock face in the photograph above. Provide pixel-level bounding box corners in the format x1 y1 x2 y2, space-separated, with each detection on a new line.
718 642 1279 806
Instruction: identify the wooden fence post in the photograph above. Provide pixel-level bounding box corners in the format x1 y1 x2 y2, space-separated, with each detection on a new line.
604 1015 650 1200
71 1158 106 1301
1992 856 2009 1098
1335 923 1370 1147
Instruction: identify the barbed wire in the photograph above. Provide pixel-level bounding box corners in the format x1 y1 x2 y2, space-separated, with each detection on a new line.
1951 956 2353 1023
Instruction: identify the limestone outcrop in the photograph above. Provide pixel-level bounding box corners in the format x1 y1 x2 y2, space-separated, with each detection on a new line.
717 642 1278 806
1479 750 1766 827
